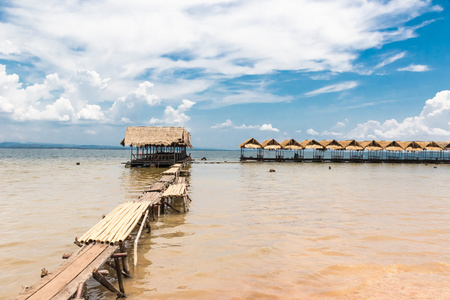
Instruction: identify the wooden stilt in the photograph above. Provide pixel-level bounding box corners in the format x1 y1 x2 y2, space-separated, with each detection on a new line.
119 243 131 278
92 269 125 298
74 282 84 299
146 212 151 233
183 195 187 212
113 257 125 295
152 205 156 221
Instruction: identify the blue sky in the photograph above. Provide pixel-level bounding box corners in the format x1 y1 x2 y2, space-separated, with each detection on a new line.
0 0 449 149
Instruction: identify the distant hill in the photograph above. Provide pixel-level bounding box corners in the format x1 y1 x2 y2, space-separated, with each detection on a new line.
0 142 124 150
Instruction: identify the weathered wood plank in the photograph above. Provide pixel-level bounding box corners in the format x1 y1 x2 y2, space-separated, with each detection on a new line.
51 245 118 300
24 244 110 300
17 244 95 299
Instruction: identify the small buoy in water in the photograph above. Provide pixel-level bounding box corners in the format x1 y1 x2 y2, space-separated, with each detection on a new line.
76 162 80 165
329 166 331 170
269 169 276 172
201 157 207 161
434 166 437 168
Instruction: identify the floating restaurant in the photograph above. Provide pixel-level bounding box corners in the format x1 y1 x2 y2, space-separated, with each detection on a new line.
240 138 450 163
121 126 192 167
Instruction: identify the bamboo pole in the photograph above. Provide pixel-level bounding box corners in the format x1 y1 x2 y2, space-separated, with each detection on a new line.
134 209 149 267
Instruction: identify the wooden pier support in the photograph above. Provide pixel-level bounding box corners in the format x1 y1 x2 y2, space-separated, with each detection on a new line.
92 268 125 298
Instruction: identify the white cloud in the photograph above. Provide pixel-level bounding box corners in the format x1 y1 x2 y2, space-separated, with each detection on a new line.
212 119 233 129
76 104 104 121
234 123 280 132
375 52 406 69
305 81 358 96
0 0 438 105
334 121 346 128
295 130 302 133
0 96 15 113
260 124 279 132
0 40 20 55
322 130 343 137
306 129 319 135
150 99 196 126
397 64 430 72
348 90 450 140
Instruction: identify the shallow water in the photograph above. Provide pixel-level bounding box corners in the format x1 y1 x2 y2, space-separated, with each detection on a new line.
1 149 449 299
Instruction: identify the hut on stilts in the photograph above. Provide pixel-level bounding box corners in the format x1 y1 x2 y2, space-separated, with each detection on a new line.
280 139 304 161
261 139 283 160
320 140 344 160
340 140 364 160
239 138 263 161
121 126 192 167
300 140 325 160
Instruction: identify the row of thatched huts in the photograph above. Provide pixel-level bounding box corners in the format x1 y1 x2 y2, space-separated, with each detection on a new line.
239 138 450 151
239 138 450 162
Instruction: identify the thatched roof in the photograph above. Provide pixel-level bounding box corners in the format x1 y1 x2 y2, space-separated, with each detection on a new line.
280 139 303 150
320 140 343 150
436 141 450 150
340 140 363 150
239 138 262 149
418 141 443 151
404 141 423 152
384 141 404 151
121 126 192 148
360 140 383 151
300 140 325 150
261 139 282 150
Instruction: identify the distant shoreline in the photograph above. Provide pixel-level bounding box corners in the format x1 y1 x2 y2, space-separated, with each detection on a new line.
0 142 232 151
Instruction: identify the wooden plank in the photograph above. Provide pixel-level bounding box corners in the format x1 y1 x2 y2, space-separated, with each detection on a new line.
51 245 118 300
175 177 186 184
24 244 110 300
145 181 167 192
17 244 95 299
139 192 160 204
159 175 175 182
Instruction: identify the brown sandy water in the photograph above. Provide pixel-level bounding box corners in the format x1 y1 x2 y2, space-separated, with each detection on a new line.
1 149 449 299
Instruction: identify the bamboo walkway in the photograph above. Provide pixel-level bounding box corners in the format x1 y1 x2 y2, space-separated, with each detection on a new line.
17 163 190 300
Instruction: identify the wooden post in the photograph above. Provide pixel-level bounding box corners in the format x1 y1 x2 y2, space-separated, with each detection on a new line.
183 195 187 212
92 269 125 298
113 257 125 295
75 282 84 299
119 243 131 278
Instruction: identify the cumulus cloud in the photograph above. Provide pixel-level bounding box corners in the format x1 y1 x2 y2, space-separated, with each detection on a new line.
76 105 104 121
305 81 358 96
109 81 161 122
215 119 280 132
212 119 233 129
0 0 440 106
397 64 430 72
348 90 450 140
306 129 319 135
150 99 196 126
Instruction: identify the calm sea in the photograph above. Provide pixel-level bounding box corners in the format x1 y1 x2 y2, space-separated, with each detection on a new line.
1 149 449 299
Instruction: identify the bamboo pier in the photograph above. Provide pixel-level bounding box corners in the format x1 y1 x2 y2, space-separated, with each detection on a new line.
17 162 190 300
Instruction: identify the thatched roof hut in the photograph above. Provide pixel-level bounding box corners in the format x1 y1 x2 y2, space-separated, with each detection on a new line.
360 140 383 151
280 139 303 150
384 141 404 151
436 141 450 150
239 138 262 149
320 140 343 150
121 126 192 148
418 141 443 151
340 140 363 151
402 141 423 152
300 140 325 150
261 139 282 150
